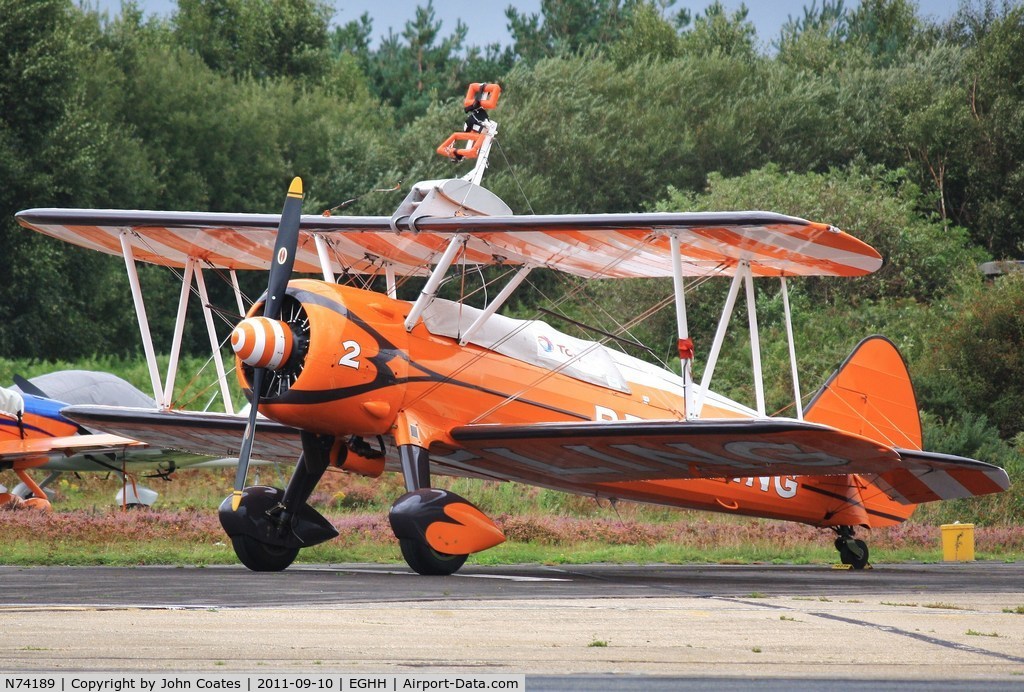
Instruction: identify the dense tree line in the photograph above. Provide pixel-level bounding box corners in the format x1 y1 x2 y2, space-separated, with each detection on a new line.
1 0 1023 465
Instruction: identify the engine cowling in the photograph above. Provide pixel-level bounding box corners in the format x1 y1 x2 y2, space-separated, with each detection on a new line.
234 280 408 437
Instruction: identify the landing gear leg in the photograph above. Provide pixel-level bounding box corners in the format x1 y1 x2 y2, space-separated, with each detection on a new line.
833 526 870 569
220 431 340 572
400 444 431 493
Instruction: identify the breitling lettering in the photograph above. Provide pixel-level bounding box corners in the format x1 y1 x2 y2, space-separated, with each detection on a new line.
732 475 799 498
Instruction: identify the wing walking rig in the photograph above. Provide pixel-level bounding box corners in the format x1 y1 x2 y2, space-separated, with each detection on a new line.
15 82 1008 574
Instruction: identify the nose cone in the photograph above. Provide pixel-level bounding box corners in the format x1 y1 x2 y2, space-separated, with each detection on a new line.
231 316 294 370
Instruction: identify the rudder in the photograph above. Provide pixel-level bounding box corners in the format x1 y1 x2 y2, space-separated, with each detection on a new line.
803 336 923 526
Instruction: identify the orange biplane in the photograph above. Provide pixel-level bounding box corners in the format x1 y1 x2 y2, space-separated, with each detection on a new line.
15 84 1009 574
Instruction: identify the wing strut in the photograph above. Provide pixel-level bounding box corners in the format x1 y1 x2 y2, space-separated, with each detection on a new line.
744 263 766 416
313 234 336 282
120 231 165 405
458 265 533 346
118 231 237 414
669 234 694 419
781 276 803 420
405 236 465 331
164 258 196 410
695 263 746 416
193 266 236 414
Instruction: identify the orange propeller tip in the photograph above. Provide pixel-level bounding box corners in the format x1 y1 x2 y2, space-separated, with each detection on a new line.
231 490 243 511
288 177 303 198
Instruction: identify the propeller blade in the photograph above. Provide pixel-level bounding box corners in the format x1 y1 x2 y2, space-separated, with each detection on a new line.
264 177 303 321
231 177 302 510
231 368 264 510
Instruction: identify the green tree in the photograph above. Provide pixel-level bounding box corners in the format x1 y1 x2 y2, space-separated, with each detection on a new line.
954 3 1024 256
608 2 682 65
676 1 757 59
847 0 923 63
0 0 154 359
173 0 334 82
367 2 473 124
507 0 645 62
916 272 1024 439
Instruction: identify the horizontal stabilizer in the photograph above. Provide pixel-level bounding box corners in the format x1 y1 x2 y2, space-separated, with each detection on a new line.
870 449 1010 504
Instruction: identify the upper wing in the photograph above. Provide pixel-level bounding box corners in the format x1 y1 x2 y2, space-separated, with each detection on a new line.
443 419 1008 499
60 405 304 463
15 208 881 279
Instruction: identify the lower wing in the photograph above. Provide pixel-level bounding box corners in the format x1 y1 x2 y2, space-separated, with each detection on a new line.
60 407 1009 502
445 420 1008 501
60 405 304 463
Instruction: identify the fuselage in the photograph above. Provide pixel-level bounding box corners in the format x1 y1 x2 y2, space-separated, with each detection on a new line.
247 279 913 529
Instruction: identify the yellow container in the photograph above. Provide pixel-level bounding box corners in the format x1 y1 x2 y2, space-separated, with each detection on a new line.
940 523 975 562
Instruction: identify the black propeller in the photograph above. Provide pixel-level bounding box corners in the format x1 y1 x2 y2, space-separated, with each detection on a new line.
230 177 304 510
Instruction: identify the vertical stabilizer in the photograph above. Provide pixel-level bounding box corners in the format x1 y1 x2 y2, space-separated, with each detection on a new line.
804 336 922 450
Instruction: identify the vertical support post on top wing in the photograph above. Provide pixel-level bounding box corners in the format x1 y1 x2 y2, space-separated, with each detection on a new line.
313 234 336 283
163 258 196 410
462 120 498 187
386 264 397 299
229 270 246 317
194 266 236 414
694 264 745 417
744 265 766 417
404 236 465 332
780 277 803 420
119 231 166 406
668 234 693 419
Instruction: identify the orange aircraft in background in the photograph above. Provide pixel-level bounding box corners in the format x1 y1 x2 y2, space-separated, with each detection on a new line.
15 84 1009 575
0 370 272 508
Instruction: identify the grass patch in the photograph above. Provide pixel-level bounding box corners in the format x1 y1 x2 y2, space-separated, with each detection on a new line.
1003 605 1024 614
966 630 1000 637
1 467 1023 567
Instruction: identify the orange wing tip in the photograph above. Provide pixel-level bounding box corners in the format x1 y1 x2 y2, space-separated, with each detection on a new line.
230 490 243 511
22 497 53 512
0 492 25 509
425 502 506 555
288 177 303 198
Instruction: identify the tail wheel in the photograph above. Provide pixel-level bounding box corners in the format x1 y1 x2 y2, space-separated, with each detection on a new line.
230 535 299 572
399 538 467 576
